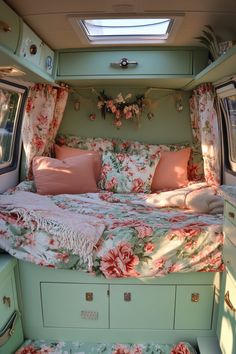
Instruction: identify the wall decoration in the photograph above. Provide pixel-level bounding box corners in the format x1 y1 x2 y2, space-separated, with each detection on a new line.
96 90 147 128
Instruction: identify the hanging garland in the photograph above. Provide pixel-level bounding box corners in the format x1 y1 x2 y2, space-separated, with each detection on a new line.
93 90 152 128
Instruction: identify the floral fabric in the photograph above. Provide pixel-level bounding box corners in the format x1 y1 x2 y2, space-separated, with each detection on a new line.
16 339 197 354
55 134 204 183
189 83 221 185
22 84 68 179
56 134 114 153
99 152 159 193
0 181 224 279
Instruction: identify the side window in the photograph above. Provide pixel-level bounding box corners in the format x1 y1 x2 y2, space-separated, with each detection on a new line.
0 81 27 174
222 94 236 172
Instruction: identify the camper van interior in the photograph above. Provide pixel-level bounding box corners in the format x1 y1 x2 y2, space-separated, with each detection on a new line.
0 1 236 353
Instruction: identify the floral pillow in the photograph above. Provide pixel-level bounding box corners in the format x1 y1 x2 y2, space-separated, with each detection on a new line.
56 134 114 153
99 152 159 193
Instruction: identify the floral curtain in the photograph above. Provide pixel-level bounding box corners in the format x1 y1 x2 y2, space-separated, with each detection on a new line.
22 84 68 179
189 83 221 186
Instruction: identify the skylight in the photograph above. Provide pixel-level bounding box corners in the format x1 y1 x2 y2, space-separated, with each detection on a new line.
81 19 172 39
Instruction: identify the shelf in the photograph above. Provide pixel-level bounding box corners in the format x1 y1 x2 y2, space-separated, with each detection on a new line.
185 44 236 90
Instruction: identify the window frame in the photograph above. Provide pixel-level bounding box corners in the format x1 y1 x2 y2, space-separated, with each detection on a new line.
0 79 28 175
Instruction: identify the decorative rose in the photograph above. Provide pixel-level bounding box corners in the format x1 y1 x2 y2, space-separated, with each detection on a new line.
170 342 193 354
100 241 139 278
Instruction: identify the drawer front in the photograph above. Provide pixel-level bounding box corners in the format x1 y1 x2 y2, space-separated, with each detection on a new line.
224 201 236 227
110 285 175 329
41 282 109 328
58 50 193 77
0 1 20 53
175 285 214 329
223 224 236 277
0 274 16 327
217 271 236 354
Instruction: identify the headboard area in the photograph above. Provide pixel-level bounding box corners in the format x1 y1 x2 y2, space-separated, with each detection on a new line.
58 87 193 145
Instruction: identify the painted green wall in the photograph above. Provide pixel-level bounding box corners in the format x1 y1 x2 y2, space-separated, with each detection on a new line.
58 87 193 145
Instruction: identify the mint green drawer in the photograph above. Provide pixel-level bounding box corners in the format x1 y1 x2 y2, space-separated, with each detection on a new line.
0 274 16 327
110 285 175 329
0 1 20 53
58 50 193 77
41 282 109 328
225 201 236 227
175 285 214 329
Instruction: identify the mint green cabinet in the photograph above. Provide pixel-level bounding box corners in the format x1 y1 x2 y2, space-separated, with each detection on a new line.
41 282 109 328
110 285 175 329
217 270 236 354
175 285 214 329
0 255 23 354
0 0 20 53
57 49 193 77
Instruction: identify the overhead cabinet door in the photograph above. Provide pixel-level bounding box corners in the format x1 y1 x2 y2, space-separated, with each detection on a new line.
0 0 20 53
58 50 193 77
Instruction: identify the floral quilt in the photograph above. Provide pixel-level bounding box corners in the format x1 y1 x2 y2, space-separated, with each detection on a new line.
15 339 197 354
0 181 224 279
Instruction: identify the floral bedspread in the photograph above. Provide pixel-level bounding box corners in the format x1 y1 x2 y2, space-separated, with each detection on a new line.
15 339 197 354
0 182 224 279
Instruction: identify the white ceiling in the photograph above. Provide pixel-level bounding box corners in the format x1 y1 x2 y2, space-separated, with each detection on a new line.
5 0 236 50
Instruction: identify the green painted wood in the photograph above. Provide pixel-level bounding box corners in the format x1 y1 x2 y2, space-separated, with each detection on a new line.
59 88 193 145
175 285 214 330
110 285 175 329
0 274 16 326
19 261 220 343
197 336 222 354
0 256 24 354
217 270 236 354
41 282 109 328
186 44 236 89
0 0 20 53
58 50 193 77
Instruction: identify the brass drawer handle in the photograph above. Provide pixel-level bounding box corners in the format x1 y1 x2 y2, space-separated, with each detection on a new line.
224 291 236 312
85 292 93 301
228 211 235 219
2 296 11 307
0 20 11 32
191 293 200 302
124 292 131 301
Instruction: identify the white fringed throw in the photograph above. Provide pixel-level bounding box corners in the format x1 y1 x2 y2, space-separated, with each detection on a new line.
0 191 105 267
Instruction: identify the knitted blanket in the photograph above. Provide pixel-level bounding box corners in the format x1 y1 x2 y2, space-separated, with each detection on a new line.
0 191 105 267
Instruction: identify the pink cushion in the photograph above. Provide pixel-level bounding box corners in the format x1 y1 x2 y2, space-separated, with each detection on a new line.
33 155 98 195
55 144 101 182
151 147 191 191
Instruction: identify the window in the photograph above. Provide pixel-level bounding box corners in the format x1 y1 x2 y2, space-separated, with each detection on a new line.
0 80 27 173
68 16 179 45
81 18 172 40
223 94 236 171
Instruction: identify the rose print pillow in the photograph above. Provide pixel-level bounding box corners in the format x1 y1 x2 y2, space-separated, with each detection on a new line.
99 152 159 193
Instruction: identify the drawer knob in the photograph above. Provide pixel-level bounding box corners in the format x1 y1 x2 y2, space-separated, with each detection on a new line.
2 296 11 307
224 290 236 312
85 292 93 301
124 292 131 301
228 211 235 219
111 58 138 69
191 293 200 302
0 20 11 32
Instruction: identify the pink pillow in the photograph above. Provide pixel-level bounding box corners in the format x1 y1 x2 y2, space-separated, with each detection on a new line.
33 155 98 195
55 144 101 182
151 147 191 191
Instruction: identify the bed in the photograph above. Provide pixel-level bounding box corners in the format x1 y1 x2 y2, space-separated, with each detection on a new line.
0 135 225 346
